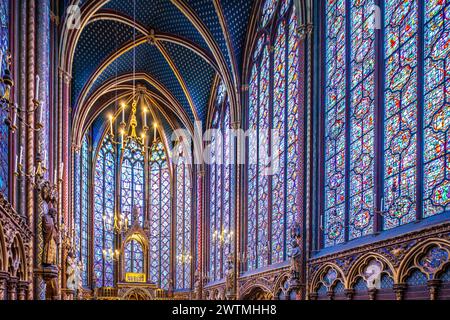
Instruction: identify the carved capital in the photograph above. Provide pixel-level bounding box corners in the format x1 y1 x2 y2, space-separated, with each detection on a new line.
393 284 406 301
427 280 441 301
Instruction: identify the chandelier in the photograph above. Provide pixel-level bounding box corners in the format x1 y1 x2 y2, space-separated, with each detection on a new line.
103 212 129 234
108 85 158 154
177 252 193 265
103 247 120 262
212 229 234 248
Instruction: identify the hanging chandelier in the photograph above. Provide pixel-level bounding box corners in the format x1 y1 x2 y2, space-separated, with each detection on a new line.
212 229 234 248
108 85 159 153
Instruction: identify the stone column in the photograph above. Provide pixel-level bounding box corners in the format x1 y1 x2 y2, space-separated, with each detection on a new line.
428 280 441 301
7 277 18 300
0 271 9 300
17 281 29 300
393 284 406 301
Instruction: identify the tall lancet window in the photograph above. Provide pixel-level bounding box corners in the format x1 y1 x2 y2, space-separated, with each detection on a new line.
124 239 144 274
149 141 171 289
321 1 449 249
121 139 145 226
175 147 192 290
93 136 115 287
74 134 90 286
246 0 301 271
208 82 234 282
423 0 450 218
0 0 9 197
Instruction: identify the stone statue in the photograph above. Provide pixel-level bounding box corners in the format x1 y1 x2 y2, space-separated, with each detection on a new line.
76 260 84 300
66 252 76 291
225 255 235 297
42 207 59 266
288 224 302 281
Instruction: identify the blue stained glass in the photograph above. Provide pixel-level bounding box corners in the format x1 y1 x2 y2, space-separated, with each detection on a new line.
383 0 418 230
0 0 9 197
93 137 115 288
247 0 301 270
349 0 375 239
149 141 171 289
125 240 144 274
121 139 145 226
208 84 234 282
175 156 192 290
423 1 450 217
324 0 347 248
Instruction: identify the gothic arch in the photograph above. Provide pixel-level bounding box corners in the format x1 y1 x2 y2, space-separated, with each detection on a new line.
121 287 152 300
309 263 346 293
346 253 396 289
273 272 290 299
240 285 274 300
8 235 27 281
397 238 450 284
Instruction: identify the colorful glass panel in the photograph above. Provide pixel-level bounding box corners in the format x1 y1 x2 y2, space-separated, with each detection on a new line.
383 0 418 230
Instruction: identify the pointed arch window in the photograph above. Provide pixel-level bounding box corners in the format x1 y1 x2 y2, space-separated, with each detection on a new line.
175 148 192 290
74 134 90 286
149 141 171 289
124 239 144 274
121 139 145 226
246 0 302 271
208 82 234 282
93 136 115 287
321 1 450 249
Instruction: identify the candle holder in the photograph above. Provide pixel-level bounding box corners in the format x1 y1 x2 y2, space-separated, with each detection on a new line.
0 52 43 134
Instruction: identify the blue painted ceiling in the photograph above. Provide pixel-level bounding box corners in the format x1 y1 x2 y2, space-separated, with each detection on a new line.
71 0 255 137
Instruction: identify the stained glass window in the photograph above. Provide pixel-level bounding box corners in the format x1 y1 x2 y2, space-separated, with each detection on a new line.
383 0 418 230
93 136 115 287
322 1 450 248
73 134 90 287
246 0 301 270
121 139 145 226
80 136 90 285
349 0 375 239
149 141 171 289
0 0 9 197
208 83 234 282
175 151 192 290
423 0 450 217
125 239 144 274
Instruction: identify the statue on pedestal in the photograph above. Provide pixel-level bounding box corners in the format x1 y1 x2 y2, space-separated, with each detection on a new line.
288 223 302 282
66 252 76 291
225 255 235 298
77 260 84 300
42 207 59 266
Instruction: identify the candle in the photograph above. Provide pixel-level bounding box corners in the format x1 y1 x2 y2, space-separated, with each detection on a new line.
54 168 57 185
109 115 114 136
19 146 23 166
15 155 18 173
143 108 147 127
59 162 64 181
153 122 157 142
12 103 17 128
35 75 40 101
39 105 44 125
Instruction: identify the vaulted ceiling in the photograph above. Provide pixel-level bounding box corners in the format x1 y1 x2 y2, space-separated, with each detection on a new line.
69 0 255 146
